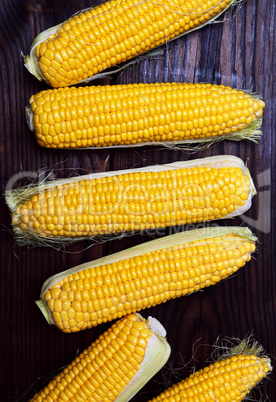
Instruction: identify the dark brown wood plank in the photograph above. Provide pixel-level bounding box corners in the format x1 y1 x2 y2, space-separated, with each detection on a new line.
0 0 275 400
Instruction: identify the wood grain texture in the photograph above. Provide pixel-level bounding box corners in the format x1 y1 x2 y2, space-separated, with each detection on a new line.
0 0 275 400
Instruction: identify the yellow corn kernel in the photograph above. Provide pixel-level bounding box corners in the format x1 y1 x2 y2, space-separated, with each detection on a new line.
26 83 265 149
29 313 171 402
36 226 256 332
147 341 272 402
25 0 236 87
6 156 256 246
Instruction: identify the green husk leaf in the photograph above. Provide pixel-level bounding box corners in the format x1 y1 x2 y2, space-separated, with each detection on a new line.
35 299 52 325
23 23 62 81
25 106 34 132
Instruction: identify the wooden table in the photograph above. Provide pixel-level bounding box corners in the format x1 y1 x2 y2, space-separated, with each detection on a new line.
1 0 275 400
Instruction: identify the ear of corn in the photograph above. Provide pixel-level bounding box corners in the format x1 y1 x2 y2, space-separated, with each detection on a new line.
5 155 256 247
24 0 237 87
30 313 171 401
26 82 265 149
36 226 256 333
147 340 272 402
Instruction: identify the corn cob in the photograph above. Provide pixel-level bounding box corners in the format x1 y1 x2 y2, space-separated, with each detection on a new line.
24 0 237 87
26 82 265 149
5 156 256 247
29 313 171 401
36 226 256 333
147 339 272 402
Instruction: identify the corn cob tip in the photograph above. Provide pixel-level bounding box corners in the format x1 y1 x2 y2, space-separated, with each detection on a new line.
212 337 273 392
23 23 62 83
256 99 265 114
